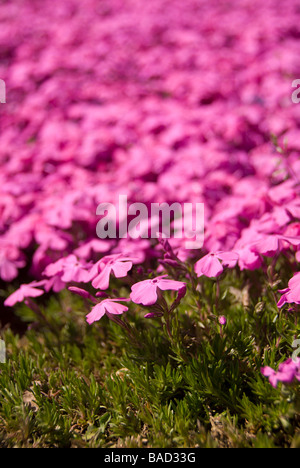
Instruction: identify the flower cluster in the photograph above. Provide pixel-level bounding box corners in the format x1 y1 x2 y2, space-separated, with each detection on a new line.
0 0 300 292
1 0 300 389
76 275 187 324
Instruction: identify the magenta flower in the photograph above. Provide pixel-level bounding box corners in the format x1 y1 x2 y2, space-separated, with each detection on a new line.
194 251 239 278
43 255 90 283
44 276 66 293
1 0 300 357
219 316 227 326
89 254 135 290
4 281 46 307
261 358 300 388
86 298 130 324
0 254 25 282
130 275 186 306
0 243 25 281
60 255 91 283
74 239 111 259
277 272 300 308
251 235 300 257
236 247 262 271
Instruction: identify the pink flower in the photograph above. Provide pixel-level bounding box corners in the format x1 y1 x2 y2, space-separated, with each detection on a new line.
43 255 90 283
194 251 239 278
251 235 300 257
219 316 227 326
261 358 300 388
236 247 262 271
277 272 300 308
74 239 111 259
0 243 25 281
4 281 46 307
89 254 135 290
44 276 66 293
34 225 71 251
130 275 186 306
60 255 91 283
0 255 25 282
86 298 130 324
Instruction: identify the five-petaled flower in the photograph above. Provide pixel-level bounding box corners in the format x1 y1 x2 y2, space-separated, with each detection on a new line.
88 254 135 290
130 275 186 306
86 298 130 324
194 251 239 278
4 281 46 307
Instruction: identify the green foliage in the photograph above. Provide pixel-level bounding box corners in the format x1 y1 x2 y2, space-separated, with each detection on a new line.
0 267 299 447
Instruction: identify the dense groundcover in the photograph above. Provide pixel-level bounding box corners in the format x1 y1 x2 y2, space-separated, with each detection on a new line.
0 0 300 448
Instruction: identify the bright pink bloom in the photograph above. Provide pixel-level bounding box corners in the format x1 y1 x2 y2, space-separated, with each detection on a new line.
89 254 135 290
4 281 46 307
277 272 300 308
86 298 130 324
261 358 300 388
194 251 239 278
1 0 300 337
130 275 186 306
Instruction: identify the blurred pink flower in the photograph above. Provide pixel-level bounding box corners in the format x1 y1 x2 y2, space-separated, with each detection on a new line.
251 235 300 257
74 239 111 259
43 255 90 283
261 358 300 388
86 298 130 324
4 281 46 307
0 242 26 281
219 316 227 326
